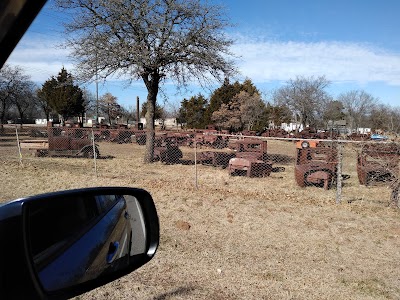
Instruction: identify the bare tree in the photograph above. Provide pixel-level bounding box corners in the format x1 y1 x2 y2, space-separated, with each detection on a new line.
321 100 345 130
56 0 236 162
12 80 37 127
267 103 292 128
0 64 30 126
99 92 121 125
120 105 137 126
369 104 400 135
81 88 97 121
163 101 180 119
388 107 400 135
36 88 54 121
338 90 376 132
273 76 331 131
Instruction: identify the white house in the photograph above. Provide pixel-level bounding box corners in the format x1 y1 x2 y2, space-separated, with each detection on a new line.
357 127 372 134
35 119 53 125
139 117 179 129
280 122 304 132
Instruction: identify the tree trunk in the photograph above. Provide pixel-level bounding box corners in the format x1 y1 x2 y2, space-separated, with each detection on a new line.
144 87 158 164
144 98 156 163
16 106 24 128
107 105 111 125
18 113 24 128
142 71 160 164
0 100 7 128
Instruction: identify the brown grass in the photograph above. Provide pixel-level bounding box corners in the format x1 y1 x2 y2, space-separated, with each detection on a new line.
1 136 400 300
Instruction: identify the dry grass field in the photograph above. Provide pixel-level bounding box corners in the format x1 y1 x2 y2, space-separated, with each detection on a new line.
1 130 400 300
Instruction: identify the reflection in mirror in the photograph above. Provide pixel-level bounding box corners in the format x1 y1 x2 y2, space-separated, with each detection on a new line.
125 195 147 255
27 193 147 292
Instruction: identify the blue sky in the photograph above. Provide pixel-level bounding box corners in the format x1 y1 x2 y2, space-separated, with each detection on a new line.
6 0 400 110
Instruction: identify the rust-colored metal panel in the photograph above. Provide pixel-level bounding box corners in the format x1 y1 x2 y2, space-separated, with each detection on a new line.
228 157 272 177
357 143 400 185
294 141 337 189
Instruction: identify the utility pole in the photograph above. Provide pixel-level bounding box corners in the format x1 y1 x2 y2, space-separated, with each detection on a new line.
95 27 99 125
136 96 140 129
95 53 99 125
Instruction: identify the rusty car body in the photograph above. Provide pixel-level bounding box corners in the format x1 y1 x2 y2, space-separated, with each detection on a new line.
20 125 100 158
357 143 400 185
132 130 147 145
294 140 337 189
189 129 228 149
153 136 183 164
198 151 236 168
228 139 273 177
202 132 228 149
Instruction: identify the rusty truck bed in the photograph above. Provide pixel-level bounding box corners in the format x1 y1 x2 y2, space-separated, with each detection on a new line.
19 139 49 150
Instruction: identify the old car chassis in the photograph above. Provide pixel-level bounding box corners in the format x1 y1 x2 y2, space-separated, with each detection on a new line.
294 140 337 190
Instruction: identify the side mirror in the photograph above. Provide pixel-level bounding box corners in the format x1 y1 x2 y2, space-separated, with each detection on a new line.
0 187 159 300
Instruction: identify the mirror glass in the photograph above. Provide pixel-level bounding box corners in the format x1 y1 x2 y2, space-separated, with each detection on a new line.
27 193 147 292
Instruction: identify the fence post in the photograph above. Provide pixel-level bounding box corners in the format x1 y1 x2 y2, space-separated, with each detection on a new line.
91 129 98 177
15 126 23 166
390 157 400 207
194 141 198 189
336 142 343 204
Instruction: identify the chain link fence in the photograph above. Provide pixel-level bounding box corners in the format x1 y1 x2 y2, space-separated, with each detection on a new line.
2 125 399 207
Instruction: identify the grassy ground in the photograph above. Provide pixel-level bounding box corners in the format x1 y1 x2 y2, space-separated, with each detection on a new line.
1 133 399 300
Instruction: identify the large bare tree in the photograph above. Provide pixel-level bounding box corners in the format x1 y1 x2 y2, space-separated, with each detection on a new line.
338 90 376 132
56 0 236 162
273 76 332 130
12 80 37 127
0 64 30 126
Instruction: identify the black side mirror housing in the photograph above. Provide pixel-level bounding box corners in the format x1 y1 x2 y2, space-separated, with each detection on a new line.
0 0 47 68
0 187 159 300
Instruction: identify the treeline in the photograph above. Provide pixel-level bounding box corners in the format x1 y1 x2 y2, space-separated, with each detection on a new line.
2 64 399 134
176 76 400 134
0 65 40 125
0 65 87 125
0 65 137 126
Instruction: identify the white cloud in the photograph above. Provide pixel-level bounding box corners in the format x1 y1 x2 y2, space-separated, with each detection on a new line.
6 36 75 83
231 40 400 86
7 34 400 94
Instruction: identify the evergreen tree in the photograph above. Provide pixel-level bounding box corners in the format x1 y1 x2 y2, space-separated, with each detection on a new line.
38 68 84 123
177 94 208 129
204 78 259 124
211 91 268 132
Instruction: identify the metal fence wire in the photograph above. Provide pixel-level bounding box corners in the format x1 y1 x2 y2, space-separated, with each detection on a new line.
4 126 400 207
